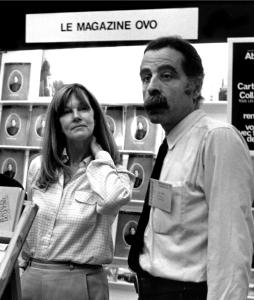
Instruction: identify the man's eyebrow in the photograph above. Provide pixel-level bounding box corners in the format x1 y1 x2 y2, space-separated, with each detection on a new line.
158 64 177 75
140 68 150 76
140 64 178 76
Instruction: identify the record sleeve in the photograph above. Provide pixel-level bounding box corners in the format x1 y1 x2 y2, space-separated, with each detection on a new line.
124 106 163 152
105 106 124 149
0 105 30 146
114 210 140 259
1 62 31 100
127 154 154 201
0 149 25 185
28 105 48 146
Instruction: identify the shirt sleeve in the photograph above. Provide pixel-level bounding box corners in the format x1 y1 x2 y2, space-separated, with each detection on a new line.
26 155 41 201
204 126 254 300
86 150 135 215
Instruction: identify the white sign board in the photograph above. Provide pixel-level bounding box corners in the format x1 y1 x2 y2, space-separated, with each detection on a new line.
26 8 198 43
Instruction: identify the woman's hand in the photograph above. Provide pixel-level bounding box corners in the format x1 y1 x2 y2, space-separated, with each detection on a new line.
90 136 103 157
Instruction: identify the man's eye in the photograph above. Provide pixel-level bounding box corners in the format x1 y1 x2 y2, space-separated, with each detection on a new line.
160 72 173 80
141 74 151 83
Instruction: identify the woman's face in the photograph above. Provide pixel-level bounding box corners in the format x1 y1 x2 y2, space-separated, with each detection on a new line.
59 93 95 144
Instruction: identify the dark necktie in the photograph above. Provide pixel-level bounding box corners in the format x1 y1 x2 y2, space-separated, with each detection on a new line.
128 138 168 273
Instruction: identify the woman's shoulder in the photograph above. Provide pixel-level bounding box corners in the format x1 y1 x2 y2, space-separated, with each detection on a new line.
29 154 42 171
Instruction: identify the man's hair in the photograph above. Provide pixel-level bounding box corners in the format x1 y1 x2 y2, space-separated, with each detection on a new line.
144 36 205 106
37 83 120 189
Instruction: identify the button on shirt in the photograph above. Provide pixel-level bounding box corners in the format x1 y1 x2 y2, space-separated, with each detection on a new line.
140 109 254 300
24 151 134 265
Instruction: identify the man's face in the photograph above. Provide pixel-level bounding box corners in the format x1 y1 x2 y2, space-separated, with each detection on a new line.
140 47 196 133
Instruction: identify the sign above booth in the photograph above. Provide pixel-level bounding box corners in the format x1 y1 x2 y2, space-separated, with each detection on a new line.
228 37 254 154
25 8 198 43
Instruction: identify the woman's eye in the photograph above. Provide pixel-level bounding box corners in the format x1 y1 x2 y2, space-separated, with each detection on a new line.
78 105 90 111
63 109 71 114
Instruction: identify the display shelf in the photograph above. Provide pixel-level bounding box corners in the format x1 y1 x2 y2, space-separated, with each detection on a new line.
0 145 41 150
109 280 133 287
120 149 156 156
0 100 50 105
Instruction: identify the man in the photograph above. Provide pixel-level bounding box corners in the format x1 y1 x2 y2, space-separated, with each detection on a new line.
128 36 254 300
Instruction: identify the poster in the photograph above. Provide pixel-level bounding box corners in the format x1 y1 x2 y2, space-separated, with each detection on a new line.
124 105 162 152
127 154 154 201
105 106 124 149
0 105 30 146
228 38 254 154
0 149 25 184
114 210 140 259
1 62 31 100
28 105 48 146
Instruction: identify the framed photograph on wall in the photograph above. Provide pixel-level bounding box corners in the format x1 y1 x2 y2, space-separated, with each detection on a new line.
0 105 30 146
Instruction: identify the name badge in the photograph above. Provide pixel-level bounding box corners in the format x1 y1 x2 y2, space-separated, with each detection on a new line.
149 178 172 213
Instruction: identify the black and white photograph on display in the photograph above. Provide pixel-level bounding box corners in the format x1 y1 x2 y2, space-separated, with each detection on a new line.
1 62 31 100
114 210 140 259
0 149 25 184
105 106 124 149
28 105 48 146
124 106 162 152
0 105 30 146
127 154 154 201
2 157 17 180
130 162 144 189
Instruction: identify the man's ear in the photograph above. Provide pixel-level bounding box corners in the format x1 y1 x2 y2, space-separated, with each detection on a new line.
185 77 203 99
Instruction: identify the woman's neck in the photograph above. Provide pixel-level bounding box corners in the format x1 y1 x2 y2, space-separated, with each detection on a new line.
66 140 91 166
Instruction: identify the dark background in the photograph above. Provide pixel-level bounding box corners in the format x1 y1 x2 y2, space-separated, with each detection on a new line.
1 0 254 50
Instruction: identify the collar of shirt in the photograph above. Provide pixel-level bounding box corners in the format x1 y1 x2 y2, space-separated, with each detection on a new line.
166 109 206 150
61 148 92 167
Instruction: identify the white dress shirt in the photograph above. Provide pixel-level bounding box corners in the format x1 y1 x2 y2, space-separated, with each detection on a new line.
140 109 254 300
24 150 134 265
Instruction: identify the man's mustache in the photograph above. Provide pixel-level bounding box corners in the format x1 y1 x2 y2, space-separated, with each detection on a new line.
144 95 168 110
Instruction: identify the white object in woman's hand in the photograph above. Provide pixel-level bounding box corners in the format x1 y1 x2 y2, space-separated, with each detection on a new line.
90 136 103 157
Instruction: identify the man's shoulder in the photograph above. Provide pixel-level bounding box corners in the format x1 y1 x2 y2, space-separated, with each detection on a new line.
198 114 233 132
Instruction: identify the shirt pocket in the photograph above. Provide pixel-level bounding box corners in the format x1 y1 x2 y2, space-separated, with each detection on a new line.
152 183 185 235
74 191 97 205
30 185 46 202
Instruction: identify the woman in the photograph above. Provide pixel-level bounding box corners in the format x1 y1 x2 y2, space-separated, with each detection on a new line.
20 83 134 300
